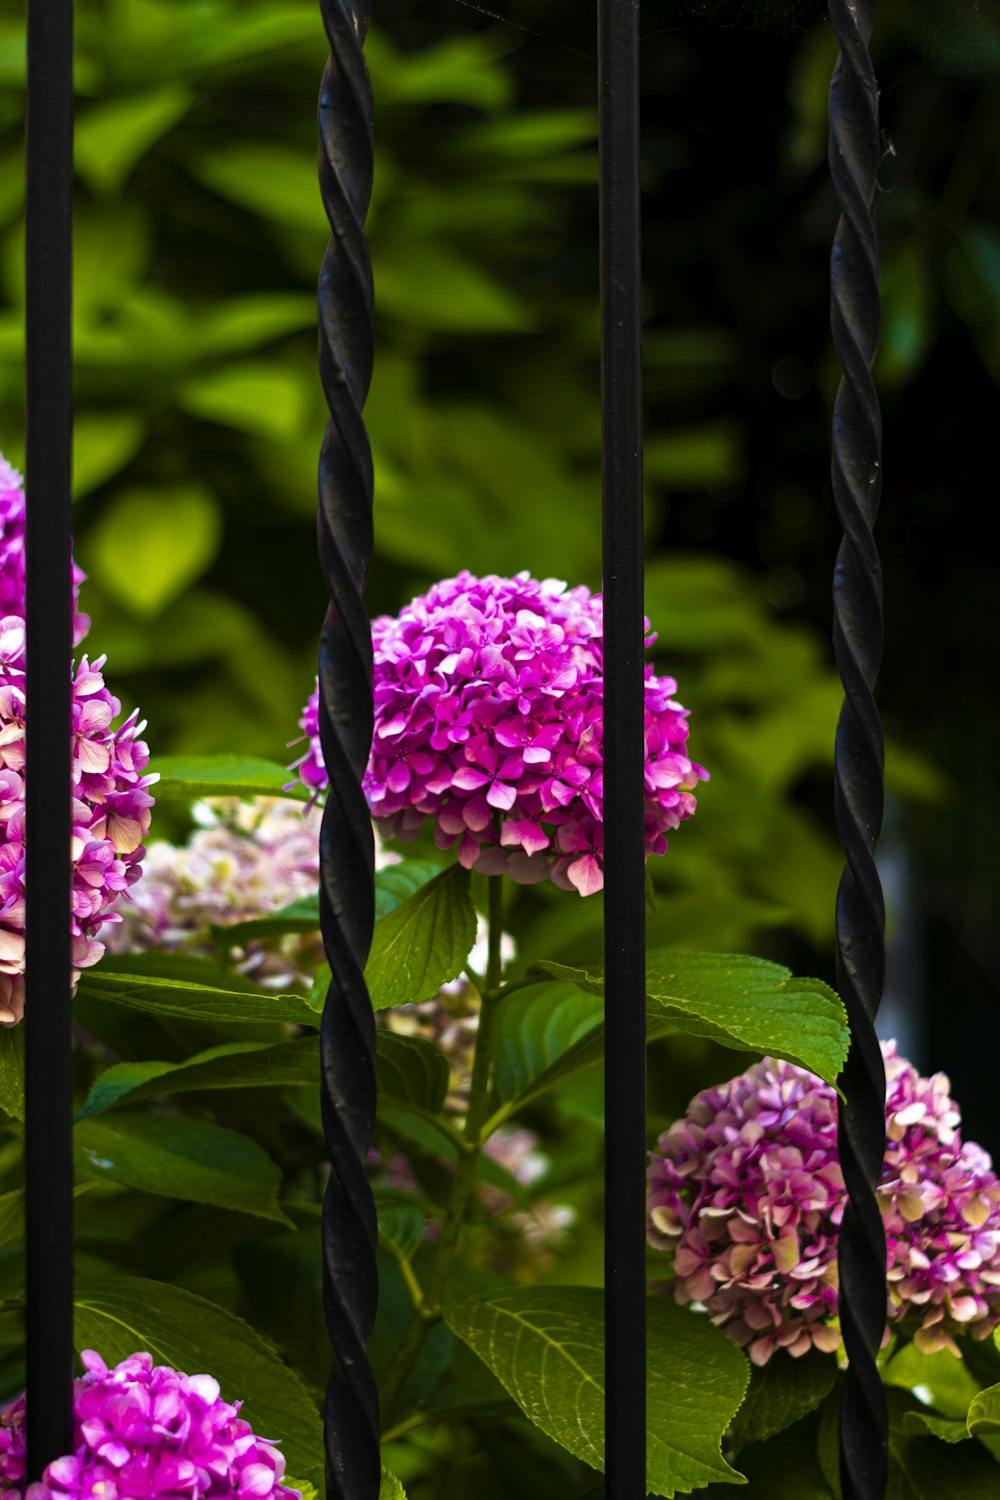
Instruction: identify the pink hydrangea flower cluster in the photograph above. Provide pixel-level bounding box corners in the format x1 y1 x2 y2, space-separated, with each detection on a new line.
293 571 707 896
1 456 89 645
647 1041 1000 1365
0 1349 299 1500
0 453 154 1028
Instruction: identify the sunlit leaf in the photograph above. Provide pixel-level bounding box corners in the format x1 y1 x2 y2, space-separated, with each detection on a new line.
87 485 222 618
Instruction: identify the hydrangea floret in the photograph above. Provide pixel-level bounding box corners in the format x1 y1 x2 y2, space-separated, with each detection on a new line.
1 456 89 645
0 451 154 1028
293 570 707 895
647 1040 1000 1365
0 1349 299 1500
0 618 155 1027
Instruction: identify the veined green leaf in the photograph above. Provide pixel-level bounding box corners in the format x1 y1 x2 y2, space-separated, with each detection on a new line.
534 949 848 1087
365 865 476 1010
445 1287 748 1495
73 1275 322 1489
74 1113 292 1225
76 967 318 1027
376 1030 449 1114
79 1036 318 1119
730 1348 837 1450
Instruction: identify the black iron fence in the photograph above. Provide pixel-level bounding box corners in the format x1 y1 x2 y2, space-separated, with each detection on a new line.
20 1 887 1497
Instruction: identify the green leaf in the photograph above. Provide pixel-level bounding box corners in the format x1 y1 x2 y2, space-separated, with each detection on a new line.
0 1027 25 1121
376 1098 530 1207
377 1202 427 1263
79 1037 319 1119
213 897 321 948
365 866 477 1011
375 860 443 919
883 1342 981 1420
74 1113 292 1225
189 294 316 358
445 1287 748 1495
178 362 311 442
216 862 442 949
967 1381 1000 1437
901 1410 970 1443
729 1347 837 1450
535 949 849 1087
75 967 319 1027
378 1471 408 1500
87 485 222 618
0 1183 96 1249
490 982 604 1105
194 146 323 231
819 1387 1000 1499
72 413 146 498
76 85 193 193
73 1274 323 1490
150 753 307 802
884 1389 1000 1496
376 1030 449 1114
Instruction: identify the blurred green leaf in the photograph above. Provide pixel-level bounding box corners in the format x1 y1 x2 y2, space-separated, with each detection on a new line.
366 866 477 1010
72 413 146 498
375 244 530 333
86 485 222 617
194 146 323 231
645 423 746 487
76 85 193 193
75 1112 292 1223
445 1288 748 1494
178 362 311 440
74 1273 323 1490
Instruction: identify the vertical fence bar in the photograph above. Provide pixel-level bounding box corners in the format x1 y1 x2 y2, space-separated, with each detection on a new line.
23 0 75 1480
315 3 380 1499
827 0 887 1496
598 1 646 1496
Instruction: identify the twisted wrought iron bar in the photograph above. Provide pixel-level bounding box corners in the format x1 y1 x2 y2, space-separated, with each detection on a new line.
316 2 379 1497
828 0 887 1495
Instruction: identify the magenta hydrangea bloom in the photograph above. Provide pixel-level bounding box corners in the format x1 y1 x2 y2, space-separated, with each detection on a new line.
0 617 155 1027
293 570 707 894
647 1041 1000 1366
1 456 89 646
0 1349 300 1500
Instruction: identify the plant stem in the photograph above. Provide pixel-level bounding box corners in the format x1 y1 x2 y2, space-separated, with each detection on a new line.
378 876 505 1420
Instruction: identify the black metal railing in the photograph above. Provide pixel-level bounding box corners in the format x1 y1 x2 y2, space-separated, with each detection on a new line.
19 0 887 1497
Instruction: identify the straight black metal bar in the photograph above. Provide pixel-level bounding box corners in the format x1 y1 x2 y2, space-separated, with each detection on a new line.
827 1 887 1496
315 3 380 1498
23 0 76 1480
598 1 646 1495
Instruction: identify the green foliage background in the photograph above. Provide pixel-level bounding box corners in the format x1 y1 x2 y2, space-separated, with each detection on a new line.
0 1 998 1490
